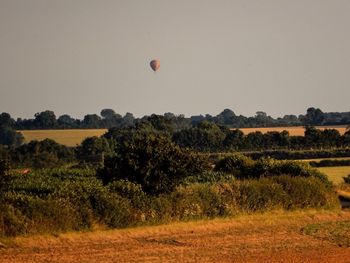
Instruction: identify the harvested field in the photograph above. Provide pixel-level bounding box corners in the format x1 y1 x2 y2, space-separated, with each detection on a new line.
317 166 350 185
19 129 107 147
237 125 348 136
1 210 350 263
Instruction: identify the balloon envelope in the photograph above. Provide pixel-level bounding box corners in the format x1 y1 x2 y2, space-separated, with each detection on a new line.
150 60 160 72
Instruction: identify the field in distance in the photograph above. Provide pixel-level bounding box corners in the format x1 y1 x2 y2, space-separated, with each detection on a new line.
19 129 107 147
237 125 348 136
18 125 348 147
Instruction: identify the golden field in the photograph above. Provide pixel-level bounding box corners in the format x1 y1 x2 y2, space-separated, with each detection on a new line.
19 129 108 147
317 166 350 185
1 210 349 263
17 125 348 147
237 125 348 136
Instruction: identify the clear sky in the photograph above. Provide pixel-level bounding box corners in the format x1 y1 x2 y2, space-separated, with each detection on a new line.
1 0 350 119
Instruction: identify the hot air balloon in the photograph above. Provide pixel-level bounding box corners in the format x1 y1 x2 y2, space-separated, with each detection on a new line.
150 59 160 72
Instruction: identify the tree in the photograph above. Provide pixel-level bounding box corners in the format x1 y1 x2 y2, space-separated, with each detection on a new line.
0 126 24 147
34 111 57 128
121 112 135 127
101 109 117 119
304 126 322 147
98 133 208 195
0 113 14 128
58 114 77 127
223 129 244 150
77 136 114 165
216 109 236 125
82 114 102 128
12 139 74 168
303 108 325 125
244 131 264 150
173 122 226 151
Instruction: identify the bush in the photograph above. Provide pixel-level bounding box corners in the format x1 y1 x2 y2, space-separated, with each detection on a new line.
238 179 288 211
309 159 350 167
183 171 235 184
0 204 28 237
215 156 331 187
11 139 75 168
272 176 336 208
98 133 209 195
171 184 223 220
214 154 254 176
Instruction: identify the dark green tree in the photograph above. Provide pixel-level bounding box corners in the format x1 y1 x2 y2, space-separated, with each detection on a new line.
98 133 208 195
82 114 102 128
34 110 58 128
77 136 115 165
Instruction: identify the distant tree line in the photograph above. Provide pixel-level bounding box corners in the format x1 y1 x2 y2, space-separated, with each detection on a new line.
2 107 350 130
1 106 350 169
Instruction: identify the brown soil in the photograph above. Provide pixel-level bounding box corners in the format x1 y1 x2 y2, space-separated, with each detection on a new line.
1 210 350 263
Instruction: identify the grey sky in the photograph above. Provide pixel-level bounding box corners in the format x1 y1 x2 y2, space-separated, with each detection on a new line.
1 0 350 119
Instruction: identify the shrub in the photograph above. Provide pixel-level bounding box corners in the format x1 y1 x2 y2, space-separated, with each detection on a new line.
11 139 75 168
0 204 28 237
238 179 288 212
171 184 223 220
183 171 235 184
98 133 209 195
309 159 350 167
214 154 254 176
272 175 336 209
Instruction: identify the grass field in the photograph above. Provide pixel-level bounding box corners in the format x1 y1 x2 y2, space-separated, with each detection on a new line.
317 166 350 185
1 210 349 262
19 129 108 147
238 125 348 136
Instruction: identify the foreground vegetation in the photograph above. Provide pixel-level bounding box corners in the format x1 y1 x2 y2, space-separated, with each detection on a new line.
1 112 349 241
0 155 339 237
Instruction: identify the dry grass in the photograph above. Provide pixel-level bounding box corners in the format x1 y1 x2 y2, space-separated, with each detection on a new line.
237 125 348 136
1 210 350 262
19 129 108 147
317 166 350 185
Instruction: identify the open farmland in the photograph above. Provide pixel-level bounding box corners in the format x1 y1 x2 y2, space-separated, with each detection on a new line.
317 166 350 185
17 125 349 147
19 129 107 147
237 125 348 136
1 210 350 263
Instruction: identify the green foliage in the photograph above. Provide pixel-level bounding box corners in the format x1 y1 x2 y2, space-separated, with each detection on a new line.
272 176 334 208
309 159 350 167
99 132 209 195
0 126 23 147
0 158 11 190
214 155 331 186
76 136 115 166
214 154 254 176
171 184 223 220
238 179 288 211
0 166 338 237
11 139 75 168
173 121 226 152
183 171 235 184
